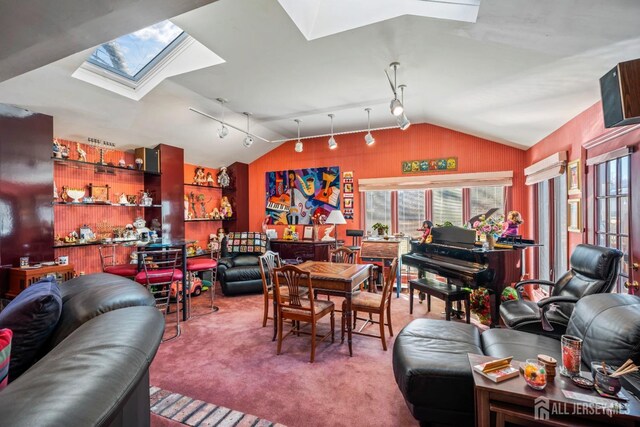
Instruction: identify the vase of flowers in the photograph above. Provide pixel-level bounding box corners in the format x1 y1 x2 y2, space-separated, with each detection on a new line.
372 223 389 236
469 214 504 250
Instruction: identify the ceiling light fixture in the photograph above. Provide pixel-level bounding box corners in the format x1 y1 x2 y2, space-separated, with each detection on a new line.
243 112 253 148
364 108 375 146
216 98 229 139
385 62 404 117
396 85 411 131
294 119 303 153
189 107 272 143
328 114 337 150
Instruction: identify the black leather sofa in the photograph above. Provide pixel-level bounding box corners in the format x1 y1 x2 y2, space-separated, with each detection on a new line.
393 293 640 427
0 273 164 427
217 236 266 296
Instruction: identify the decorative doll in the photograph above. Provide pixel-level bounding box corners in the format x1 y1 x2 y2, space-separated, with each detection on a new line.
502 211 523 237
184 195 190 220
193 167 205 185
419 220 434 244
135 158 143 170
217 166 231 188
118 158 126 167
118 193 128 205
76 142 87 162
208 233 220 253
220 196 233 218
210 207 221 219
61 144 70 159
206 172 214 186
53 139 62 158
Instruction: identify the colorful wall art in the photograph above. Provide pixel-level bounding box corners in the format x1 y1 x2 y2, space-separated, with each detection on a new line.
402 157 458 173
265 166 340 225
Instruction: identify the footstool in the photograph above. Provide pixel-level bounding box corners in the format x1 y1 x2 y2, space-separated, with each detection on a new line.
409 278 470 323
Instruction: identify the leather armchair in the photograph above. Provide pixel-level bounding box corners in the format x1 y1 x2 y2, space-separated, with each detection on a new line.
217 236 268 296
500 244 622 338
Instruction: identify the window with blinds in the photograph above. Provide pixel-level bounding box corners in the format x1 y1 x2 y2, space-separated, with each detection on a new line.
432 188 463 226
364 191 392 234
398 190 425 237
470 186 504 218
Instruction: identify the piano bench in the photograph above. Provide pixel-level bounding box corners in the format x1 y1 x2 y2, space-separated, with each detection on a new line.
409 278 470 323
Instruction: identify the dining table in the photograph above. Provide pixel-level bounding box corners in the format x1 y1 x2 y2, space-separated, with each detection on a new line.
274 261 373 356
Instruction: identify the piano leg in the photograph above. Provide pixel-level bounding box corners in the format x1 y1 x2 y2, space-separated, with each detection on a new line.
489 291 501 328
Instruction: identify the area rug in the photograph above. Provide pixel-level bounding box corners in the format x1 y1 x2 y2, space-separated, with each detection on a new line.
150 285 479 427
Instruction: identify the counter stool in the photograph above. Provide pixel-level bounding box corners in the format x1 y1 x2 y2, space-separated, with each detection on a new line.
99 244 137 278
135 249 182 341
185 250 219 318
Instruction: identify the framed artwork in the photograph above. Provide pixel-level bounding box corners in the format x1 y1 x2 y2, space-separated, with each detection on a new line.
303 226 314 240
402 157 457 174
568 199 581 232
567 159 581 195
344 198 353 208
89 184 110 203
344 183 353 193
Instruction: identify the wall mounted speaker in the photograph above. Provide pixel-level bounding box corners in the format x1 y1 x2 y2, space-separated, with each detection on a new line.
600 58 640 128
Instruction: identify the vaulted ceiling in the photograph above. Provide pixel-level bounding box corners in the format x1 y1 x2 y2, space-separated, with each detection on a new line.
1 0 639 167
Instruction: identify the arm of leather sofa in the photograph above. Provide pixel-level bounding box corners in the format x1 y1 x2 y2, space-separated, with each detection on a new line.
218 257 235 269
537 295 579 308
0 306 164 427
514 279 556 299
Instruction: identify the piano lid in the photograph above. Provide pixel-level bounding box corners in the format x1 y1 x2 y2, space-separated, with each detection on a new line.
467 208 500 228
431 226 477 249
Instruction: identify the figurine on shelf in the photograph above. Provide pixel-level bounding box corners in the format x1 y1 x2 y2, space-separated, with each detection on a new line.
190 192 197 219
419 220 434 244
184 195 190 220
220 196 233 218
208 233 220 252
124 224 136 240
53 139 62 158
140 191 153 207
502 211 524 237
206 172 214 186
53 181 58 202
118 158 126 167
76 143 87 162
198 193 208 218
187 244 196 257
118 193 128 205
193 167 206 185
64 230 78 243
61 144 70 159
283 225 296 240
217 166 231 188
135 158 143 170
210 207 221 220
321 224 335 241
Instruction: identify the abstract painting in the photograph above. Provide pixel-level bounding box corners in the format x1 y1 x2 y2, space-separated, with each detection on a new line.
265 166 340 225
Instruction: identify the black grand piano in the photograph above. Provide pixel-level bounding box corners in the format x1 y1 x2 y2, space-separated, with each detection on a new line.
402 225 534 327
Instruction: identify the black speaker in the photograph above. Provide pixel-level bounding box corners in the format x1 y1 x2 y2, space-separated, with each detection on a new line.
600 58 640 128
134 147 160 173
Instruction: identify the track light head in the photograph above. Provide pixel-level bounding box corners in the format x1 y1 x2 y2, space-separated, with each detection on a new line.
328 135 337 150
243 135 254 147
397 113 411 131
390 98 404 116
217 124 229 139
365 132 375 146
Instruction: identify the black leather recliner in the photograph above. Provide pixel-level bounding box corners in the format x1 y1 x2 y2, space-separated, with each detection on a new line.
217 236 268 296
499 244 622 338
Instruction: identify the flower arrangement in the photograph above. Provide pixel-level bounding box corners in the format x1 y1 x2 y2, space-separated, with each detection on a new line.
468 286 518 325
469 214 505 239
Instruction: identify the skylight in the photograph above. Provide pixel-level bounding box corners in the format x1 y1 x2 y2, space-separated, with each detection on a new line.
87 20 186 81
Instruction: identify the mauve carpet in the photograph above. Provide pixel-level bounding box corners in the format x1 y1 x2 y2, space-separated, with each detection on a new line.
150 286 478 427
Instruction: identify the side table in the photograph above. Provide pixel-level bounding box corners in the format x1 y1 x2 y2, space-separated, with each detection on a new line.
6 264 75 297
469 353 640 426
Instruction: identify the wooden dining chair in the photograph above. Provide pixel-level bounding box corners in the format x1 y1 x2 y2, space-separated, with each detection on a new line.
329 247 357 264
342 258 398 350
259 250 283 328
274 265 335 363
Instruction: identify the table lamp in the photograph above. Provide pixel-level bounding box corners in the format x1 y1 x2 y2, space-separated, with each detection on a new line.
324 210 347 247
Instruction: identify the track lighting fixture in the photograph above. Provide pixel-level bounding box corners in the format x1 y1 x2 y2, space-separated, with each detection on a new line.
364 108 375 146
216 98 229 139
328 114 337 150
395 85 411 130
385 62 404 117
243 112 253 148
294 119 303 153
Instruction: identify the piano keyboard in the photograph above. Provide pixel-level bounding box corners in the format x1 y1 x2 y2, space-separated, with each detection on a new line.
267 201 289 212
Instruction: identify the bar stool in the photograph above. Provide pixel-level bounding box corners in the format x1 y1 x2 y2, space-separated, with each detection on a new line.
135 249 182 342
185 249 219 318
98 244 137 278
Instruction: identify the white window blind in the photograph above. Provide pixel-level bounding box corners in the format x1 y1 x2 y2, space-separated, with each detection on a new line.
364 191 392 233
470 186 504 218
432 188 463 226
398 190 425 237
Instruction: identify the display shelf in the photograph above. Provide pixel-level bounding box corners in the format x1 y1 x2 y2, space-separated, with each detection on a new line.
52 157 161 176
53 239 141 249
53 202 162 208
187 251 212 259
184 218 236 223
184 183 236 192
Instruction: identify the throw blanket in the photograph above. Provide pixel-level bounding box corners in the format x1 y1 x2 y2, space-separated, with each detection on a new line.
227 232 268 254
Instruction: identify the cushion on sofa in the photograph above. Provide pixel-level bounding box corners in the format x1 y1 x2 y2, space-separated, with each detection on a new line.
45 273 155 351
0 277 62 381
0 328 12 389
481 328 564 363
232 254 260 267
393 319 481 426
223 265 262 282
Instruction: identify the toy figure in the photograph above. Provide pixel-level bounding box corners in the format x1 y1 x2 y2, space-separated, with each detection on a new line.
208 233 220 252
218 166 231 188
220 196 233 218
140 191 152 207
190 192 197 218
53 139 62 158
118 158 126 167
502 211 523 237
76 142 87 162
419 220 434 244
283 225 296 240
193 167 206 185
198 193 209 218
119 193 128 204
184 195 190 220
61 144 70 159
210 207 221 219
206 172 214 186
135 158 143 170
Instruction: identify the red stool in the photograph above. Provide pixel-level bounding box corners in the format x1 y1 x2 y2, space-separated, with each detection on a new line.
186 251 219 317
99 245 137 278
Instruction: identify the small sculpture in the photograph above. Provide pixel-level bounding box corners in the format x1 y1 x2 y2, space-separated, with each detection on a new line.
65 230 78 243
140 191 153 207
321 224 335 241
53 139 62 158
193 167 206 185
419 220 434 244
119 193 128 205
61 144 70 159
206 172 214 186
217 166 231 188
184 195 190 220
283 225 296 240
76 143 87 162
124 224 136 240
135 158 143 170
198 193 208 218
220 196 233 218
118 159 126 167
210 207 221 220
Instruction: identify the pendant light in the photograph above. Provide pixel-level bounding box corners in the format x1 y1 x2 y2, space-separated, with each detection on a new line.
243 112 253 148
328 114 337 150
396 85 411 131
294 119 303 153
216 98 229 139
385 62 404 117
364 108 375 146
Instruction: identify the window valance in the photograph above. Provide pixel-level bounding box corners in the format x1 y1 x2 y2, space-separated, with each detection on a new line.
358 171 513 192
524 151 567 185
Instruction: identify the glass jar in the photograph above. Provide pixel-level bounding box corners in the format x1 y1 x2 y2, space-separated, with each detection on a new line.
560 335 583 377
523 359 547 390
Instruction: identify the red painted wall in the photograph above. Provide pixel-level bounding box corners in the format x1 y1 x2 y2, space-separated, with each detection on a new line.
248 123 529 240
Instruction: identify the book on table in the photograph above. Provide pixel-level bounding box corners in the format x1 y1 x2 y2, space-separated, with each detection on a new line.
473 356 519 383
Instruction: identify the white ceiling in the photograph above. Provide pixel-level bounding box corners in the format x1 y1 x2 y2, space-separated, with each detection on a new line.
1 0 640 168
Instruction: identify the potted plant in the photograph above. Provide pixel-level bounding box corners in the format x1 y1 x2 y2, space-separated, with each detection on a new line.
372 223 389 236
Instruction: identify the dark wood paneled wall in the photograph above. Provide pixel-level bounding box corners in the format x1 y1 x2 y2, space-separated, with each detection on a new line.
157 144 185 240
225 162 249 232
0 104 54 288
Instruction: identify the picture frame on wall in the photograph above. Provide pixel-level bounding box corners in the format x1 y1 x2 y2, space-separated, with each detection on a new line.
567 159 581 195
568 199 581 232
302 226 314 240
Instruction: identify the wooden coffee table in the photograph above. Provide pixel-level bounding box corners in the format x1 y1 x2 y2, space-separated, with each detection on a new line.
469 353 640 426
